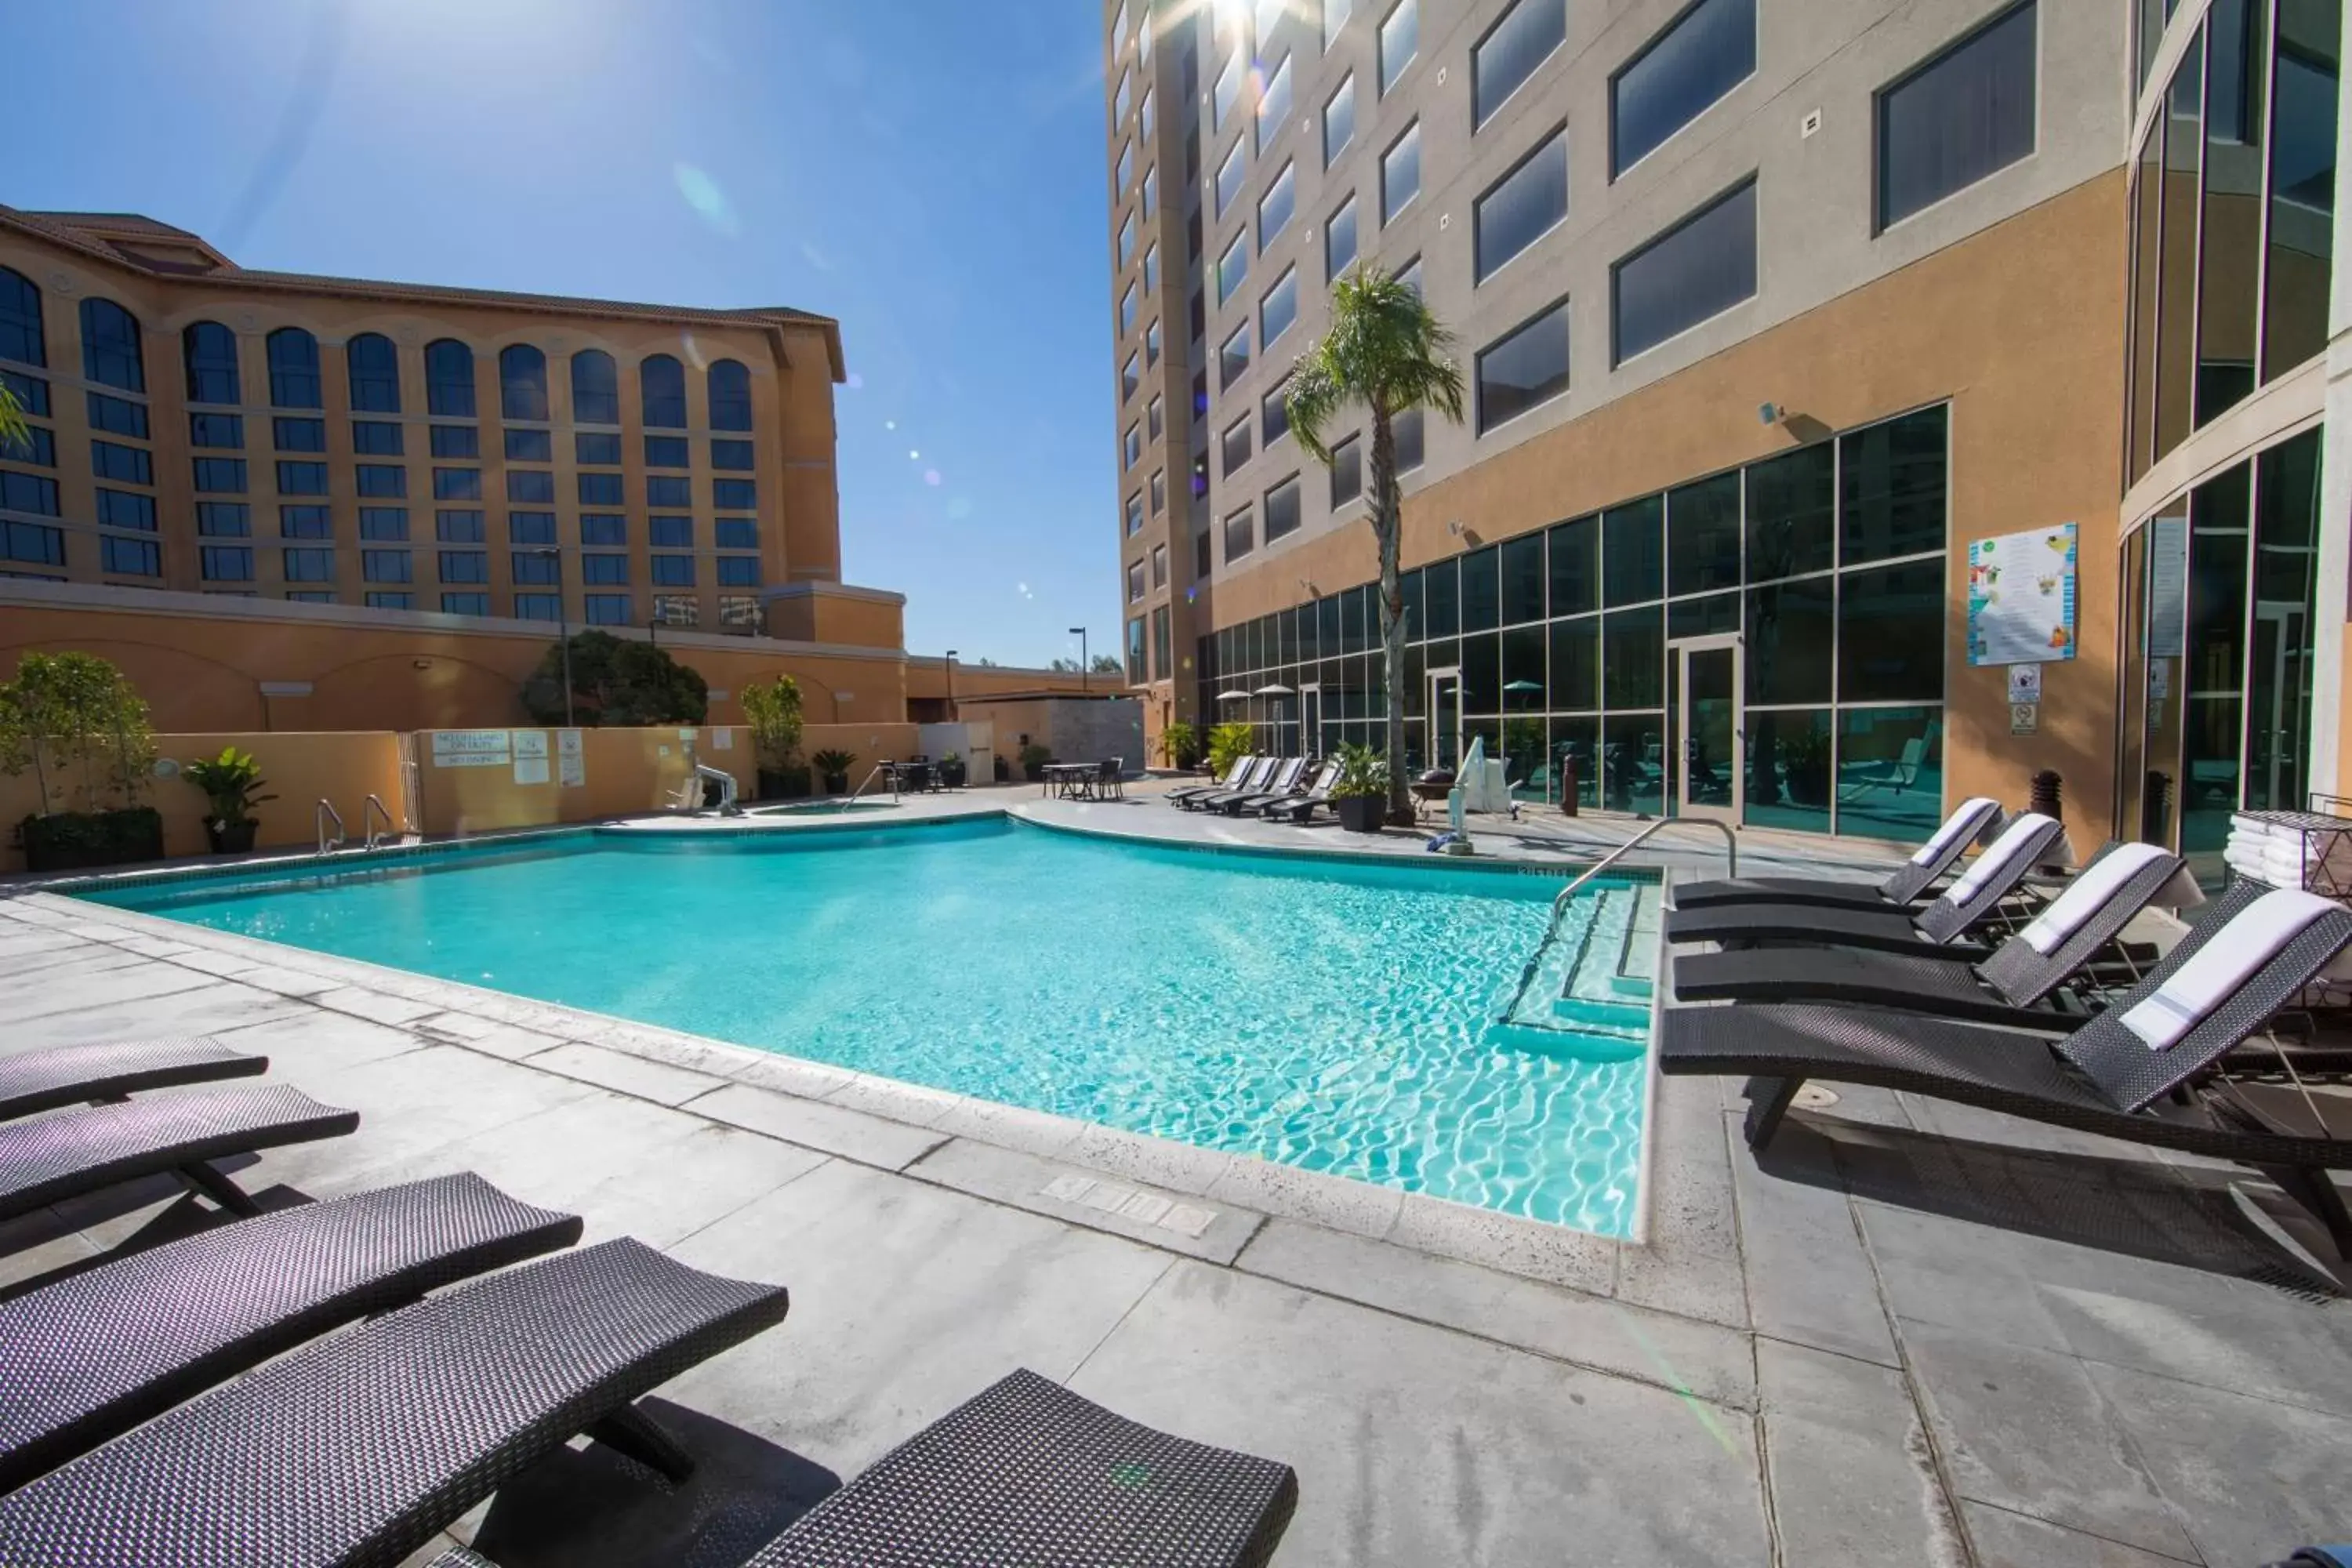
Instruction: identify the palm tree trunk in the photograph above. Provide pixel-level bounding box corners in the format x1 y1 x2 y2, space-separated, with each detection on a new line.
1370 406 1410 825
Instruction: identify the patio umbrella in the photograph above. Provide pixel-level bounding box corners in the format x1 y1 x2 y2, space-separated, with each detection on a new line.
1502 680 1544 693
1253 684 1295 695
1215 689 1253 702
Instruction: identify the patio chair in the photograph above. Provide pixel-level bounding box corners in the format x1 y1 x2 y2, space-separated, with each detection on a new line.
1660 884 2352 1254
0 1037 267 1123
1254 759 1340 819
1671 796 2005 913
0 1083 358 1225
1098 757 1124 799
0 1239 789 1567
1181 757 1272 811
1211 757 1305 815
1664 811 2067 960
1671 841 2194 1029
430 1368 1298 1568
0 1173 580 1493
1171 756 1258 808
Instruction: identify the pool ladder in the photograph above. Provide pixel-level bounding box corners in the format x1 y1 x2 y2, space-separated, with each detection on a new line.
837 762 902 813
1552 817 1737 914
318 795 401 855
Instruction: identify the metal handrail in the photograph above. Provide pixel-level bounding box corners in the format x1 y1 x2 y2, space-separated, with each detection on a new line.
837 761 902 813
361 794 396 851
315 798 345 855
1554 817 1737 913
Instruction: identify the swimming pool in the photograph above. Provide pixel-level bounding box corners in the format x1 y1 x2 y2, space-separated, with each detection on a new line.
77 817 1651 1234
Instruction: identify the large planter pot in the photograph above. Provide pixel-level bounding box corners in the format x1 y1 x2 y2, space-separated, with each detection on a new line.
1334 795 1386 834
205 819 260 855
18 808 167 873
821 772 851 795
939 760 967 789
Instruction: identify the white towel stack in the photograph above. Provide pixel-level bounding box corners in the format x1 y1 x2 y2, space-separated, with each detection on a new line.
2225 812 2352 891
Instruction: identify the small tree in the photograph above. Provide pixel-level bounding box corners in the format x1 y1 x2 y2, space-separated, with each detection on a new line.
739 673 805 771
521 630 708 727
1050 656 1080 673
1286 264 1467 824
1158 720 1202 768
0 652 156 816
1089 653 1123 676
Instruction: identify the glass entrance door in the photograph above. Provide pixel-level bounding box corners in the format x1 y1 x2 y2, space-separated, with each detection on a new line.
1428 669 1462 773
1299 685 1324 758
1673 635 1742 823
2251 601 2311 811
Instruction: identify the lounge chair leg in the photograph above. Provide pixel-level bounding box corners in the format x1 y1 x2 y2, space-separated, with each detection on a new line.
586 1403 696 1485
1741 1077 1802 1151
176 1160 261 1216
2253 1163 2352 1259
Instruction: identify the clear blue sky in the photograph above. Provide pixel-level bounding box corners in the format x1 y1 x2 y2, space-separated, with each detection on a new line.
8 0 1120 670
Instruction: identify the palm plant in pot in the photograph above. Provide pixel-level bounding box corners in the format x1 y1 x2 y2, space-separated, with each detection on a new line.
811 749 857 794
182 746 275 854
1330 742 1391 834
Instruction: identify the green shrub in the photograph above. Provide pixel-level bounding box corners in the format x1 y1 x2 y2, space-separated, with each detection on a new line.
1205 722 1254 777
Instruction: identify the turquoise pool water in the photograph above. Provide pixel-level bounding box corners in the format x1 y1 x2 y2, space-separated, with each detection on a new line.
80 818 1649 1233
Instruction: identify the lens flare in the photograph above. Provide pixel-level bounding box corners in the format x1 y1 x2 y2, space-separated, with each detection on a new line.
671 163 739 237
924 470 942 486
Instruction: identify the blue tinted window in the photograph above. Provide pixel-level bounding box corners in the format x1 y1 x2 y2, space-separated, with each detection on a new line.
362 549 412 583
1475 129 1568 282
1261 269 1298 346
4 426 53 466
512 549 559 584
2 371 49 418
102 535 160 575
193 457 247 493
571 349 619 424
711 438 755 470
713 477 756 510
1474 0 1566 126
347 332 401 412
580 514 627 546
1327 195 1359 279
1324 74 1356 165
504 427 552 463
1379 0 1417 93
576 431 622 465
714 517 757 550
0 471 60 516
641 354 687 428
1382 122 1421 221
88 392 148 439
0 267 43 366
648 474 692 508
91 440 151 486
1218 233 1250 305
441 592 489 615
644 435 691 468
1877 2 2036 228
436 510 485 543
499 343 549 422
1221 321 1250 388
438 550 488 583
183 321 241 404
506 470 554 503
267 328 321 408
97 488 157 531
1215 140 1247 221
279 503 331 538
514 593 560 621
274 416 325 452
585 593 632 624
652 515 695 547
351 420 402 456
365 592 413 611
201 546 252 581
1613 179 1756 362
508 510 557 545
197 502 249 536
1610 0 1755 176
1475 298 1572 431
2 519 64 564
426 339 476 416
429 424 478 459
191 412 245 450
360 506 408 540
357 464 406 498
434 467 482 501
717 556 761 586
579 472 624 506
652 554 696 586
582 553 630 585
277 460 329 495
1261 163 1297 242
81 299 144 391
282 546 336 582
709 360 753 430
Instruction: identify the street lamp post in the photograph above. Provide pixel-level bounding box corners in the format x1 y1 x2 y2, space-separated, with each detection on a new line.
1069 626 1088 695
528 547 574 728
943 650 958 720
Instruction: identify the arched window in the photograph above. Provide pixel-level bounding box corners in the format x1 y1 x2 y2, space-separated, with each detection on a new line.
182 322 241 404
347 332 401 412
499 343 548 423
641 353 687 429
267 327 321 408
425 339 476 417
0 266 43 367
571 349 619 425
80 298 144 393
708 359 753 430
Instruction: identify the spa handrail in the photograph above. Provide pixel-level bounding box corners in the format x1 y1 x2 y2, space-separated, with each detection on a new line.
1553 818 1737 913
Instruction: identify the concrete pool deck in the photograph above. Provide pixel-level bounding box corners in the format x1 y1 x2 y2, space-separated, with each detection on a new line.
1 800 2347 1565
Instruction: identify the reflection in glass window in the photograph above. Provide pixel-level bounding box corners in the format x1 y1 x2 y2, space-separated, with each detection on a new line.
1381 122 1421 222
1261 268 1298 346
1746 441 1835 580
430 424 479 459
425 340 475 417
1327 194 1359 278
1117 141 1136 194
183 322 241 405
1379 0 1417 93
1610 0 1755 176
1474 130 1567 283
499 344 549 422
708 361 753 430
1394 405 1425 470
1325 0 1352 48
1667 471 1740 597
1123 353 1140 401
1115 67 1132 127
1223 416 1252 477
351 419 401 456
81 299 145 392
1260 162 1297 241
1324 75 1356 165
572 350 619 424
1214 46 1246 129
2194 0 2264 428
347 333 401 412
1259 55 1293 141
1330 435 1362 506
1839 405 1947 564
1143 165 1159 220
267 328 321 409
1475 299 1570 433
1838 560 1945 701
1474 0 1566 128
505 427 553 463
1217 140 1247 217
1876 2 2037 229
0 267 44 366
2262 1 2339 379
1612 180 1756 362
1265 475 1302 541
1225 505 1256 561
1221 321 1251 388
1218 233 1250 304
1747 576 1833 704
1603 495 1664 606
641 354 688 428
1120 211 1138 270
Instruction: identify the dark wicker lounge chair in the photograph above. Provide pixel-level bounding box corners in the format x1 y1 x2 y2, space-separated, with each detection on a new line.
1661 884 2352 1254
1670 795 2005 913
0 1173 580 1492
1252 759 1340 819
1664 811 2067 958
0 1239 788 1567
0 1038 267 1123
1173 757 1263 809
1214 757 1308 815
1202 757 1301 815
1671 841 2194 1029
0 1083 358 1225
430 1367 1298 1568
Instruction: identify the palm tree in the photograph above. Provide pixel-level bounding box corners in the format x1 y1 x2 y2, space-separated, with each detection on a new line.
1284 264 1465 824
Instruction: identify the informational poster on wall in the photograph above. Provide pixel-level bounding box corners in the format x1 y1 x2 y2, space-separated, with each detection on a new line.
1967 521 2078 666
430 730 510 768
557 729 585 789
511 730 550 787
2147 516 2187 658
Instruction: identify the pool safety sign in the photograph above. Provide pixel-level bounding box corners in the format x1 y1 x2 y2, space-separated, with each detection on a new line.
512 730 550 786
431 730 510 768
1968 523 2078 666
557 730 585 788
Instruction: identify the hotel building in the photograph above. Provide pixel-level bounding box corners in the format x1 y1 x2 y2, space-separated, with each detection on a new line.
1102 0 2347 868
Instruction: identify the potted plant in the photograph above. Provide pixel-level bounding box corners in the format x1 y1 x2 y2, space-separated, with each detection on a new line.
740 673 808 800
938 750 967 788
1018 742 1054 782
811 748 858 794
1779 726 1833 806
2 652 165 872
182 745 275 854
1158 721 1203 771
1330 741 1390 835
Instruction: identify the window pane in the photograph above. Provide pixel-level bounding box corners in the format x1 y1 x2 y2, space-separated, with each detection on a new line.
1834 707 1945 842
1602 604 1663 707
2128 117 2163 483
1744 441 1835 580
1501 533 1544 624
1261 268 1298 345
1424 556 1459 636
1459 545 1500 632
1223 416 1252 476
1745 575 1833 703
1603 495 1663 605
1474 131 1568 283
183 321 242 405
2183 464 2249 857
1460 631 1500 712
1327 195 1359 278
1214 46 1246 129
1548 615 1598 709
1839 405 1947 564
1218 139 1247 216
1744 709 1832 834
1260 162 1297 241
1324 74 1356 164
2154 34 2205 461
2261 2 2339 379
0 267 45 368
641 355 687 428
1877 2 2038 228
1613 180 1756 362
1473 0 1565 127
2247 427 2321 809
1326 0 1352 49
426 341 475 417
1475 300 1570 432
1379 0 1417 93
1262 385 1290 444
2195 0 2265 426
1394 406 1425 470
1221 322 1251 387
1669 588 1740 638
1218 233 1250 303
1838 559 1945 702
1667 470 1740 597
1225 506 1256 561
1381 122 1421 221
1265 475 1302 541
1612 0 1757 176
1548 514 1597 615
1330 437 1362 505
1259 54 1293 140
